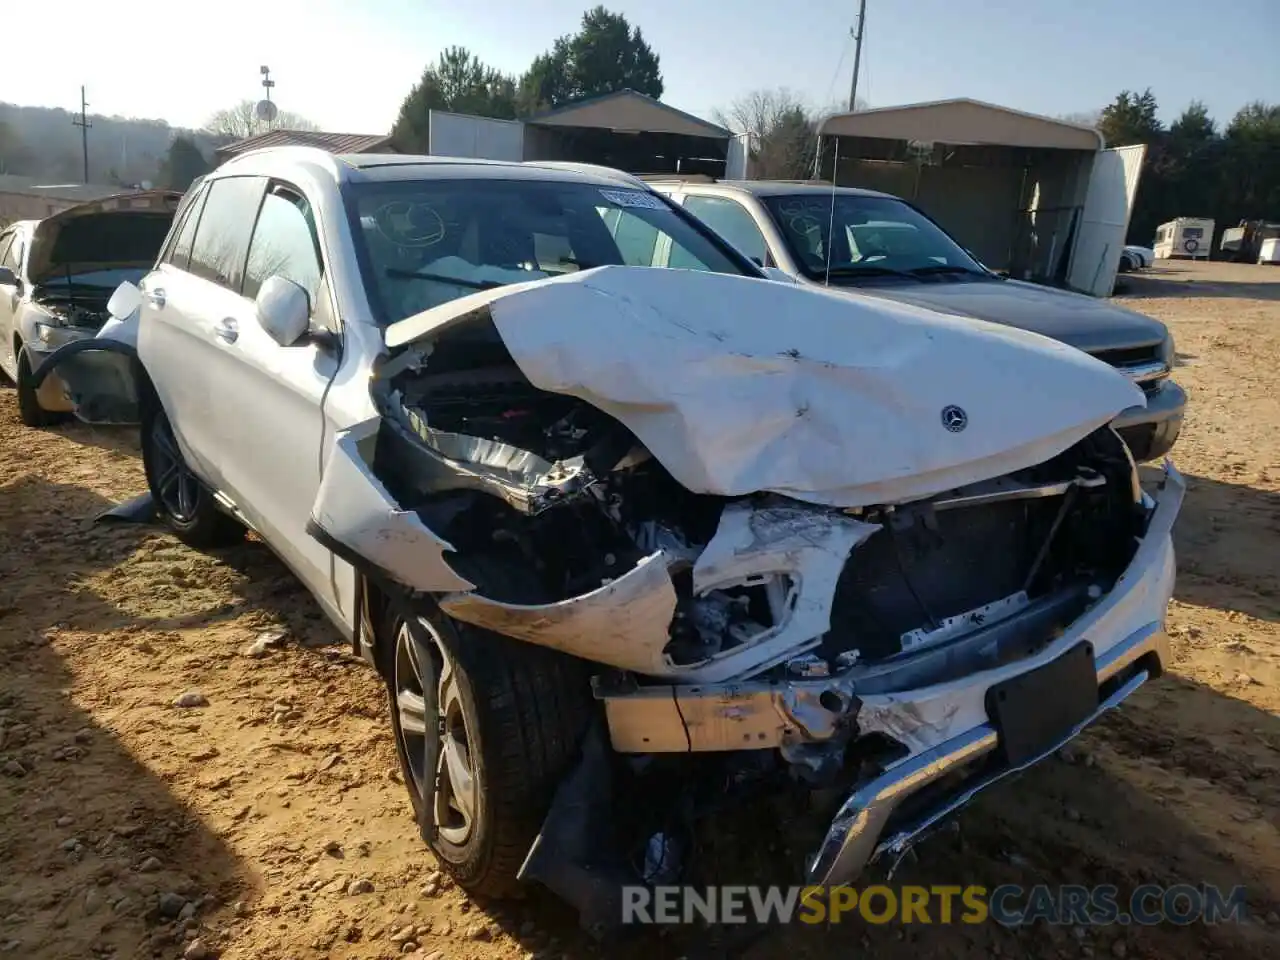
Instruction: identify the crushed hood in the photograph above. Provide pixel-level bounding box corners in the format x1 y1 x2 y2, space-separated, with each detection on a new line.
27 190 181 286
385 267 1145 508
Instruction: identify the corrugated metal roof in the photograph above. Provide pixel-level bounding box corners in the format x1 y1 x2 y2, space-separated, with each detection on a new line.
214 129 393 159
526 90 732 139
817 99 1102 151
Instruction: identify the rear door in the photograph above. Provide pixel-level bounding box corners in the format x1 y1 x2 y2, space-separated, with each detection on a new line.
1068 144 1147 297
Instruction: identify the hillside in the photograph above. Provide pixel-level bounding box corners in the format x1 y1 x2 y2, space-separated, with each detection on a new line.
0 102 226 187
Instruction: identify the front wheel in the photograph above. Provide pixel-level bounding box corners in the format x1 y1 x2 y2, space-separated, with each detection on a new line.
16 346 68 428
141 405 243 548
385 601 593 897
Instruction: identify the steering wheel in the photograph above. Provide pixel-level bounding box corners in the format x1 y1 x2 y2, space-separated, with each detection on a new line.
372 200 446 249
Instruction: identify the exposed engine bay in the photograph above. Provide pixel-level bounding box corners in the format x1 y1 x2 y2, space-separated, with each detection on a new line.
370 310 1146 692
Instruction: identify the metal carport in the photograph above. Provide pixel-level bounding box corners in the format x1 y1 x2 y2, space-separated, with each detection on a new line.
815 99 1145 295
427 90 748 178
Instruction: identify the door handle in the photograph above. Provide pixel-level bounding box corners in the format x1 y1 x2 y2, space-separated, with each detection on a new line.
214 317 239 343
143 287 165 309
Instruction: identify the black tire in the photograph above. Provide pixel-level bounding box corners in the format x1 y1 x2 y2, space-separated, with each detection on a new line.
141 404 244 548
16 345 69 428
384 596 594 898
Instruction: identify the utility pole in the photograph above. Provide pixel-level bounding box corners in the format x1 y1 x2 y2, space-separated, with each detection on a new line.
848 0 867 112
72 86 92 183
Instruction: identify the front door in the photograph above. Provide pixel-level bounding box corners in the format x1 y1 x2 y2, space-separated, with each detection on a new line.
201 180 345 619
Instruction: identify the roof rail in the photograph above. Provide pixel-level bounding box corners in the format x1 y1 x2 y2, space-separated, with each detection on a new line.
636 173 718 183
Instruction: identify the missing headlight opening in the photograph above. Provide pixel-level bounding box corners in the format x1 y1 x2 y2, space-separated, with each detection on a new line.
309 270 1178 935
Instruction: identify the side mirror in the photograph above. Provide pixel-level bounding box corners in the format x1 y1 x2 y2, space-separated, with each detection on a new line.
255 276 310 347
107 281 142 320
0 266 17 288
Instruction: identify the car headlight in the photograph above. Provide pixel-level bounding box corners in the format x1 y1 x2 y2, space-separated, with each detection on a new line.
34 321 93 349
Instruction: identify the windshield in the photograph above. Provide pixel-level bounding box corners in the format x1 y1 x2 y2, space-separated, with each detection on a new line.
346 178 751 325
760 194 987 282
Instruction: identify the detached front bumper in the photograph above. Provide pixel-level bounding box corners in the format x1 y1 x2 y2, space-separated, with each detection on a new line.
807 462 1184 887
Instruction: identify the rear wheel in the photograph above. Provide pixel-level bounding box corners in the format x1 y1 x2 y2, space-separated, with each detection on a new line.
142 405 243 548
384 598 593 897
16 346 68 427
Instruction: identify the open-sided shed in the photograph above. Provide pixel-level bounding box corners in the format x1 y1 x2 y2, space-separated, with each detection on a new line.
816 99 1146 295
428 90 748 178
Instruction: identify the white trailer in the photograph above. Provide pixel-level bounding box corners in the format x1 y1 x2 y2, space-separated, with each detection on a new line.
1154 217 1215 260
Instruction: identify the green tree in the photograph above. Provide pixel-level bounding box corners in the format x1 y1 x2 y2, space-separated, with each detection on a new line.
1220 101 1280 222
390 46 518 152
0 120 36 175
157 135 212 190
517 6 663 114
1098 89 1163 147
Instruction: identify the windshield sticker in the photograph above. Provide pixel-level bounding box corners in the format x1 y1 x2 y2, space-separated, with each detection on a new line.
599 189 666 210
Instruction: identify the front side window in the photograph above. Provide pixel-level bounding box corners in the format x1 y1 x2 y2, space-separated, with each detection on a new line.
761 193 986 283
0 234 14 273
187 176 266 291
683 195 769 265
345 178 750 325
243 186 323 303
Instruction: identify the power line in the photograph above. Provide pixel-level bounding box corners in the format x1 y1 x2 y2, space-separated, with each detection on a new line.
72 86 92 184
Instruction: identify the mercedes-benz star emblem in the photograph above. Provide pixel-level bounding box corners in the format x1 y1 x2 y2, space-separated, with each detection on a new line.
941 405 968 433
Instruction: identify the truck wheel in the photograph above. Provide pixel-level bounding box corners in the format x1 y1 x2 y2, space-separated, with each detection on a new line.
16 346 68 427
141 405 244 548
385 599 593 897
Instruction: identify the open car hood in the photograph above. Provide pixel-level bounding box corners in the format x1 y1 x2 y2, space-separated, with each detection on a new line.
384 267 1146 508
27 190 181 286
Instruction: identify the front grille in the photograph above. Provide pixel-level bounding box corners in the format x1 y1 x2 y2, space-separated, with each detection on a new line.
1091 345 1160 366
1090 345 1167 387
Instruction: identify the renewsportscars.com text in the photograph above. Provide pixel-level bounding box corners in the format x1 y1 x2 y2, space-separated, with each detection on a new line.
622 884 1248 927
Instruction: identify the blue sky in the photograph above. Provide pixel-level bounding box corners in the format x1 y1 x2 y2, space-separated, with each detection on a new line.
6 0 1278 132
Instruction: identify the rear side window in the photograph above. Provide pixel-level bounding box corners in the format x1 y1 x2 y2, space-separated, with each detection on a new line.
242 185 323 303
161 185 206 268
187 176 267 291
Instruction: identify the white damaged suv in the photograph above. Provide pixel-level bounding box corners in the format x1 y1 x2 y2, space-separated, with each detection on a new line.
33 148 1183 928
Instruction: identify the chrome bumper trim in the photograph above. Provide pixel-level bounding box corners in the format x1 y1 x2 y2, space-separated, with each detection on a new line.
806 623 1168 886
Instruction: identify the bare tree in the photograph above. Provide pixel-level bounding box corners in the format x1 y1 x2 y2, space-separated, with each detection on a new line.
204 100 321 140
714 88 821 180
1058 110 1102 129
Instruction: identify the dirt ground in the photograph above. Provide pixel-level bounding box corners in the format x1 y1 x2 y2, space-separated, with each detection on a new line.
1 259 1278 960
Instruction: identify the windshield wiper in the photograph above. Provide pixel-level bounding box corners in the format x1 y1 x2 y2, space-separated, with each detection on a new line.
385 267 505 290
822 265 918 281
908 264 990 278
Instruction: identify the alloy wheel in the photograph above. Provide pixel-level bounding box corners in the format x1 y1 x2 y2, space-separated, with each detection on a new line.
394 620 477 847
149 415 201 523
